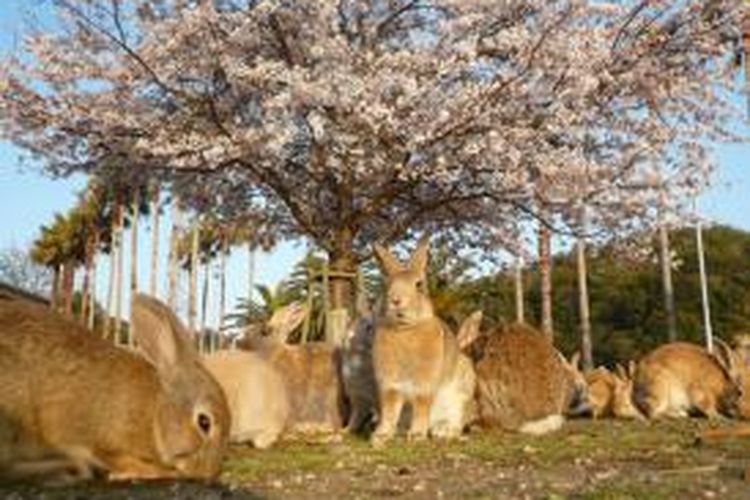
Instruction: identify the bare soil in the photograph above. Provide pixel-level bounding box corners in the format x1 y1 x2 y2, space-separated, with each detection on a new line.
2 419 749 499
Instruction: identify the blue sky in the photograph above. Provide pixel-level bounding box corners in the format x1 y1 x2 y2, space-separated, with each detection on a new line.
1 1 748 328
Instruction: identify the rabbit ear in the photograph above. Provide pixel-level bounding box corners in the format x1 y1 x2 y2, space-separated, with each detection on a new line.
627 360 637 379
132 294 195 376
568 351 581 371
457 310 483 351
407 235 431 276
373 243 402 276
614 363 627 381
267 302 309 342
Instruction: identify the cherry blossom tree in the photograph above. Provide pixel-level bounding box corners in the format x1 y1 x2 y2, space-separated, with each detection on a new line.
2 0 745 319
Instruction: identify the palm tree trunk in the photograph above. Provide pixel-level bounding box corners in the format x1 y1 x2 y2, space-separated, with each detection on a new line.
61 260 75 317
129 191 140 347
538 222 553 338
87 232 98 332
514 254 525 324
80 231 95 326
114 198 125 345
149 187 160 297
168 196 181 310
50 264 60 311
188 223 199 333
219 235 227 333
577 237 593 371
659 224 677 342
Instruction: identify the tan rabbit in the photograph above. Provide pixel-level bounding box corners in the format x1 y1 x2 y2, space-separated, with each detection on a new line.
473 323 578 435
633 340 744 419
584 363 643 419
428 311 482 438
239 303 346 435
0 294 230 482
202 350 289 449
370 237 464 443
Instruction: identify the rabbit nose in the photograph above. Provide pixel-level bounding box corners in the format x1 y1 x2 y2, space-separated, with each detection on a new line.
390 296 402 307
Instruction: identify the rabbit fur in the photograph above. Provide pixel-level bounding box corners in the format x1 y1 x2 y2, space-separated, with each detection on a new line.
0 294 230 482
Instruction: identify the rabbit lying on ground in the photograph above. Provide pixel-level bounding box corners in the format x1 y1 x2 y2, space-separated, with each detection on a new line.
0 294 230 482
473 323 583 435
238 303 346 435
633 340 746 419
202 350 289 449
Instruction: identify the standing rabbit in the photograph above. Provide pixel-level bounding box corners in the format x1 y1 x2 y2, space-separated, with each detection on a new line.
473 323 580 435
0 294 230 482
370 237 469 444
238 303 346 435
633 340 745 419
202 349 290 449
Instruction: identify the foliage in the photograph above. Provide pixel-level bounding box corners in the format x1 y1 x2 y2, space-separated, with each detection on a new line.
454 226 750 365
0 246 52 297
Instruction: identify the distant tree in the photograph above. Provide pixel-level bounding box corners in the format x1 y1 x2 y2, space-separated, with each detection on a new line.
0 247 52 298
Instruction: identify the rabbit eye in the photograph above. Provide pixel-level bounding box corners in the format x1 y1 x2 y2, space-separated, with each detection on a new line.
415 279 425 291
196 412 212 435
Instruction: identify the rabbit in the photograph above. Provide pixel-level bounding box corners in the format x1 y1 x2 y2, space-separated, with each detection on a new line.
202 349 289 449
428 311 483 438
0 293 230 483
633 340 745 419
238 303 346 435
472 323 579 435
369 236 467 444
341 313 379 434
583 363 643 419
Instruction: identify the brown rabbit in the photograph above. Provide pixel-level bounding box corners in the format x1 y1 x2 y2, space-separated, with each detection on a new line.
633 340 744 419
473 323 579 434
0 294 230 482
584 363 643 419
370 237 464 444
239 303 346 435
202 349 290 449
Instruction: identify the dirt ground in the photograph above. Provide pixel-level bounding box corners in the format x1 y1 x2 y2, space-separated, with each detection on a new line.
2 419 750 499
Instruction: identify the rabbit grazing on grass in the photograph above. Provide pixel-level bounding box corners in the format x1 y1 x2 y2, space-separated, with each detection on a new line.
202 349 290 449
0 294 230 483
583 363 643 420
473 323 581 435
370 236 471 444
633 340 746 419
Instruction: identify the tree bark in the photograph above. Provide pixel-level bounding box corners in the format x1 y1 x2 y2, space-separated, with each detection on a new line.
80 231 95 326
577 237 593 371
129 191 139 346
659 224 677 342
168 196 181 309
114 198 125 345
50 264 60 311
219 235 227 333
105 210 117 340
149 187 160 297
326 227 356 345
514 255 525 324
87 233 98 332
61 260 75 317
188 224 200 332
696 220 713 353
538 222 554 338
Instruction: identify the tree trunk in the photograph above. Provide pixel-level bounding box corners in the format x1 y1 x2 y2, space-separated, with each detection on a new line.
577 237 593 371
114 198 125 345
105 212 117 340
514 255 525 324
696 220 713 353
87 232 98 331
61 260 75 317
219 235 227 333
129 191 140 346
168 197 181 309
538 222 554 338
659 224 677 342
149 187 160 297
201 258 210 334
326 227 356 345
50 264 60 311
80 231 95 326
188 224 200 332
